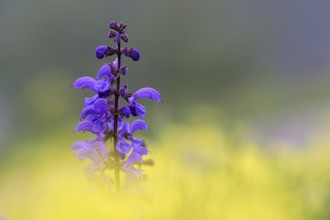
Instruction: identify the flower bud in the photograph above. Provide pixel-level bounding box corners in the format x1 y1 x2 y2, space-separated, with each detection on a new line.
108 30 117 38
120 85 128 98
109 21 121 32
120 66 128 75
121 34 128 42
121 47 140 61
95 45 116 59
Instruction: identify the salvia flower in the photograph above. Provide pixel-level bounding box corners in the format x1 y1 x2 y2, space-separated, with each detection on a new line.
71 21 162 192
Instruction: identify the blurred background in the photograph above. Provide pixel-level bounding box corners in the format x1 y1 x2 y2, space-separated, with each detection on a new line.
1 0 330 219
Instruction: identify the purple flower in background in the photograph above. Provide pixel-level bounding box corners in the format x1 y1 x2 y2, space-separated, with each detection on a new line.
71 21 162 192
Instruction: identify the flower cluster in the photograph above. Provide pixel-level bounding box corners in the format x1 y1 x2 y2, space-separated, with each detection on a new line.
71 21 161 191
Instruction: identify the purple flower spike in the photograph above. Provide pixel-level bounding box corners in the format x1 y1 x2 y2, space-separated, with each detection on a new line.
129 87 162 103
73 77 98 93
72 20 162 191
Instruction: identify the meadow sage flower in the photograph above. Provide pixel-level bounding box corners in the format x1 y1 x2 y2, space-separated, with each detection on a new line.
71 21 162 192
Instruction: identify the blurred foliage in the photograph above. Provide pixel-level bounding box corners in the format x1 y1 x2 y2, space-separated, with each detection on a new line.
1 116 330 220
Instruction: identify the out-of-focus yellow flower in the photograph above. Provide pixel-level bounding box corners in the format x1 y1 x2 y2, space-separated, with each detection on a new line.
0 119 329 220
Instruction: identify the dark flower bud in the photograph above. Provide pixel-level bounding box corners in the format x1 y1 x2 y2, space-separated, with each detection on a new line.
95 45 116 59
108 30 117 38
96 45 107 59
119 21 127 30
114 34 121 44
120 34 128 42
130 49 140 61
120 66 128 75
121 47 140 61
120 85 128 98
109 21 121 32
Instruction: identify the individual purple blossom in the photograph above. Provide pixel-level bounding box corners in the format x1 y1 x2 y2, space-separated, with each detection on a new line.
76 99 110 134
129 87 162 103
71 20 162 192
71 139 108 163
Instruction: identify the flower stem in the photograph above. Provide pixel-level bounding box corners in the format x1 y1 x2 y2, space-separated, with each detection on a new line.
113 42 121 193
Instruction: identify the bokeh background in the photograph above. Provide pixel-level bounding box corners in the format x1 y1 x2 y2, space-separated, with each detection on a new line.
1 0 330 219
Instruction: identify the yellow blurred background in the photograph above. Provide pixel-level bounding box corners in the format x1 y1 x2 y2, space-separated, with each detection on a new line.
1 115 330 219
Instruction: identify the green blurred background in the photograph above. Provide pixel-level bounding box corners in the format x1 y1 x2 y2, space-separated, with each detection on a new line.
2 0 330 147
1 0 330 219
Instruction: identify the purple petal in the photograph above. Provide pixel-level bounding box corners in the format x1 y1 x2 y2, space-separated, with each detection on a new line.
93 99 109 114
131 119 148 133
131 139 148 155
129 102 146 118
81 105 98 119
93 141 108 160
85 95 98 106
95 78 110 92
116 140 131 154
129 87 162 103
75 121 94 133
93 120 108 134
96 64 112 80
73 77 97 93
119 106 130 118
125 151 142 166
71 141 99 162
71 141 85 151
113 58 118 69
120 122 131 138
108 116 124 131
